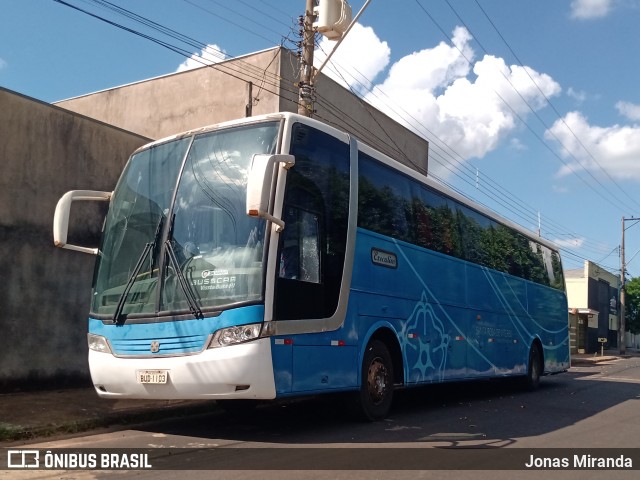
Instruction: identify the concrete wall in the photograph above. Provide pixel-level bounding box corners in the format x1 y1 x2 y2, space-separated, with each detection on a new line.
0 88 149 389
56 48 429 175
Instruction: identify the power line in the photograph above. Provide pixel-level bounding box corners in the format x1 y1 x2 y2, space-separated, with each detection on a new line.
181 0 284 46
312 55 615 268
52 0 303 110
54 0 625 270
415 0 635 214
314 35 614 259
473 0 640 213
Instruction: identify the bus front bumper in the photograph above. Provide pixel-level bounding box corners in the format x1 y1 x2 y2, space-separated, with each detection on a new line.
88 338 277 400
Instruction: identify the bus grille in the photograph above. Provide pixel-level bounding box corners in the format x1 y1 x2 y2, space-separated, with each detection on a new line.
109 334 208 357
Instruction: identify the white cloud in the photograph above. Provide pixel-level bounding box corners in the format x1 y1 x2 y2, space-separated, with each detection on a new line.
176 44 226 72
509 138 527 151
314 23 390 93
359 26 560 174
570 0 614 19
567 87 587 103
554 237 585 248
546 111 640 180
616 101 640 121
0 58 6 70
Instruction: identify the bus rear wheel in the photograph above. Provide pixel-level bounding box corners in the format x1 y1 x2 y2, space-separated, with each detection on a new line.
522 342 542 391
357 340 394 421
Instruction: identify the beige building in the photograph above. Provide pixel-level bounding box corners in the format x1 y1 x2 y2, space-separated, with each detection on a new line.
566 261 620 354
56 47 429 175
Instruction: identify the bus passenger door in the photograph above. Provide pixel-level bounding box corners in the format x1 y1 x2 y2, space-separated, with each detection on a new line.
272 122 353 394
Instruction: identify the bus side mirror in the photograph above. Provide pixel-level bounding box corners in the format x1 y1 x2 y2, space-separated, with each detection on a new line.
246 154 295 231
53 190 112 255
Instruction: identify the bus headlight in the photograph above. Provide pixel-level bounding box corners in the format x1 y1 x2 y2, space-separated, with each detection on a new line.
88 333 113 354
209 323 262 348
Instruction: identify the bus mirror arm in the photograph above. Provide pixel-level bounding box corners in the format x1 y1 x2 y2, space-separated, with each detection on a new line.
246 154 295 233
53 190 112 255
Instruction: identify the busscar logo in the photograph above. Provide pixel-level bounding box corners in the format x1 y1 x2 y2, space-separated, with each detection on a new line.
8 450 40 469
371 248 398 269
150 341 160 353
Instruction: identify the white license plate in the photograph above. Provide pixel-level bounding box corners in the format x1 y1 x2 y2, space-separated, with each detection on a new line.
137 370 169 384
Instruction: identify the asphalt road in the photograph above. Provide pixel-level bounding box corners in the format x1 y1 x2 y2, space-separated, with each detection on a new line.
4 357 640 480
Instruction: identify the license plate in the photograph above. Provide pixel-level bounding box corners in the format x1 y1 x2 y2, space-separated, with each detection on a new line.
137 370 169 384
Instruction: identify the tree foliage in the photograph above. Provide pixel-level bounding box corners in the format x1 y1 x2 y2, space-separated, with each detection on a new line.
625 277 640 334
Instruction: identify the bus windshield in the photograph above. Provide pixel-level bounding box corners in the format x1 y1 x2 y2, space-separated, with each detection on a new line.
91 121 280 318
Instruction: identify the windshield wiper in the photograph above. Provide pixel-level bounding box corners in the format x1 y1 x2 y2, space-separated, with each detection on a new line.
112 242 152 325
112 217 164 325
164 239 203 319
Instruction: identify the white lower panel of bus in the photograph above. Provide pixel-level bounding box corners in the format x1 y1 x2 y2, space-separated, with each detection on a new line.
88 338 277 400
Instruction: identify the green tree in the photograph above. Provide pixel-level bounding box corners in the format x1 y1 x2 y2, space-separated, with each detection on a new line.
625 277 640 334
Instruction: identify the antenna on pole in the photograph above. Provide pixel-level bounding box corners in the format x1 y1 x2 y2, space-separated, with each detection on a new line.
312 0 371 81
297 0 366 117
538 211 541 237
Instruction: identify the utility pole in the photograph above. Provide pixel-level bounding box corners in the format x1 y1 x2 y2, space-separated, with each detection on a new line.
298 0 316 117
620 216 640 354
620 216 626 355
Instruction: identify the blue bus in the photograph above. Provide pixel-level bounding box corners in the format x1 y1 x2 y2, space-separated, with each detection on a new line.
54 112 569 420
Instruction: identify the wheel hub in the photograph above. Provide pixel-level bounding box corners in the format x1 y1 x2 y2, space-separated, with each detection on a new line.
367 358 388 405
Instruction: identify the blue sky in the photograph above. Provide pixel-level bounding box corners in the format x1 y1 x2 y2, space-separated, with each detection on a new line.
2 0 640 276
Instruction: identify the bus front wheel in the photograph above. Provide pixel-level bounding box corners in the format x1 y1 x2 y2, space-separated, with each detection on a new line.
357 340 394 421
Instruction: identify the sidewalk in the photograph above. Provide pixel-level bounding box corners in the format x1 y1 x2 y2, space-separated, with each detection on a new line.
2 349 638 443
0 387 211 443
570 347 640 366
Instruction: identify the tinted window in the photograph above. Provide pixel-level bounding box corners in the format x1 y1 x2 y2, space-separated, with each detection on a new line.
274 124 350 320
358 155 412 243
357 154 563 290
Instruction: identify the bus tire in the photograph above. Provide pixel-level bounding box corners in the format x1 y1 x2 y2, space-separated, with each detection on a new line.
522 342 542 391
357 339 394 421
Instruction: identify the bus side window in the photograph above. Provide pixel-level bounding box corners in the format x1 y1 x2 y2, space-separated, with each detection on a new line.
279 207 320 283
